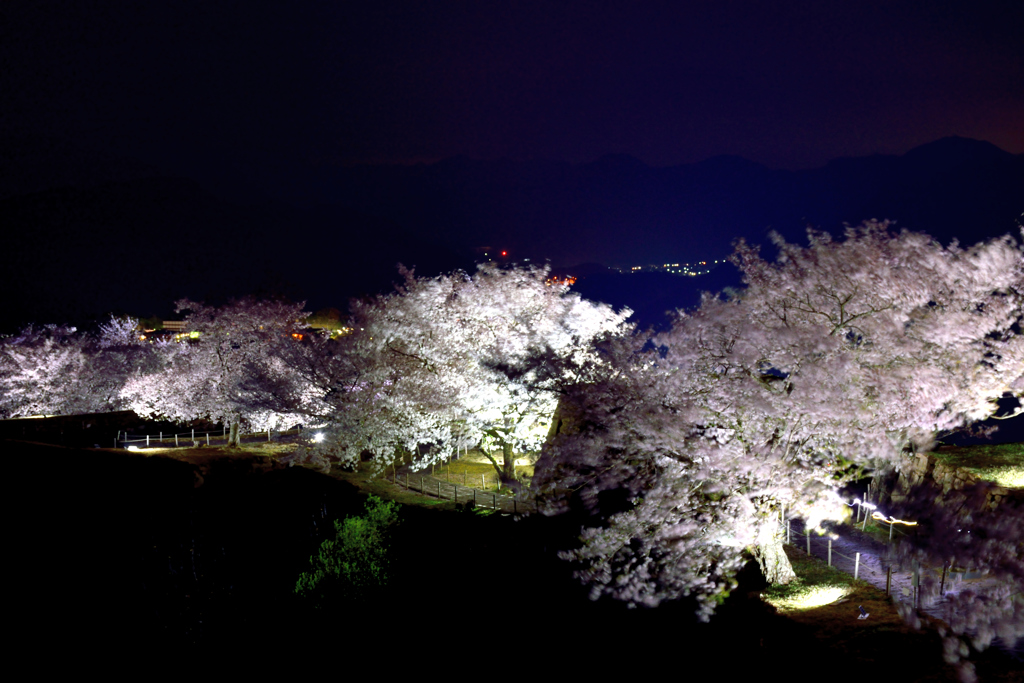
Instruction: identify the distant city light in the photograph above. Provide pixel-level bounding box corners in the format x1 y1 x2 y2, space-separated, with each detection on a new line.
623 258 722 276
546 275 577 286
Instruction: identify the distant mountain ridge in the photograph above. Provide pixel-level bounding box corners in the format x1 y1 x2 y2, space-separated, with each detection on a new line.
298 135 1022 267
1 135 1020 332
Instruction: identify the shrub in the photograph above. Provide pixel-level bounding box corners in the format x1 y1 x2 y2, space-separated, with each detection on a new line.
295 495 400 607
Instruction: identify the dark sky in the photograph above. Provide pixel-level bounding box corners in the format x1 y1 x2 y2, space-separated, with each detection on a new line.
1 1 1022 333
3 0 1022 190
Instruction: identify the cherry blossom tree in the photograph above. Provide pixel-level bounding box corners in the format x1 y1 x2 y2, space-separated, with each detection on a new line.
379 264 628 483
80 315 168 413
246 321 428 472
0 316 161 418
535 222 1024 621
0 324 89 418
297 264 631 480
121 298 310 446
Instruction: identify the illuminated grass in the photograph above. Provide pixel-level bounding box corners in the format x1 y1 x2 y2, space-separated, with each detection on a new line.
117 441 295 460
765 583 853 612
429 451 534 489
984 466 1024 488
763 547 860 614
763 546 907 631
932 443 1024 488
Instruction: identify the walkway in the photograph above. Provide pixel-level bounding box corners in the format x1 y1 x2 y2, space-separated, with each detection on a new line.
785 516 1021 661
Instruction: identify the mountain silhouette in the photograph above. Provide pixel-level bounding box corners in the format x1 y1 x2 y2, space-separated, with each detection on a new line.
2 136 1020 331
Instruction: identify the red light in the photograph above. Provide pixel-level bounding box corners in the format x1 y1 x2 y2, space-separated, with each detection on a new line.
501 251 507 256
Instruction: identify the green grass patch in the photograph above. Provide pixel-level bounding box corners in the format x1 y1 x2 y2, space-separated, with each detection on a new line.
932 443 1024 488
428 451 534 487
119 442 290 467
763 545 888 618
764 546 928 641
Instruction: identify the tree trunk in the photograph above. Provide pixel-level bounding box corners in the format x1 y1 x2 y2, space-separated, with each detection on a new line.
481 440 519 489
227 419 241 448
501 441 516 482
751 525 796 585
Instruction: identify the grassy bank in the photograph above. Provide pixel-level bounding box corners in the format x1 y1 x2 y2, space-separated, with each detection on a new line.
933 443 1024 488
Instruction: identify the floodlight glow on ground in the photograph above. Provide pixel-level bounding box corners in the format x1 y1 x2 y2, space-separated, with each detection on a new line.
764 585 852 612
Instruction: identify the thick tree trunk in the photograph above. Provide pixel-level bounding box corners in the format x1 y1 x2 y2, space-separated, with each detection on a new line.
227 418 241 448
751 526 796 585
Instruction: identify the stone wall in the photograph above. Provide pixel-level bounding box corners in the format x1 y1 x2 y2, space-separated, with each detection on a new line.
871 451 1015 515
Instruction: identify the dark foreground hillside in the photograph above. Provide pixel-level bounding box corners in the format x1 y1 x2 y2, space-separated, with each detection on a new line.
5 440 1018 678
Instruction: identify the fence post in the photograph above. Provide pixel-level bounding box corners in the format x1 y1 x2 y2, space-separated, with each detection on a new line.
806 529 811 555
514 498 517 515
828 539 832 567
493 492 496 510
146 434 150 446
267 429 271 442
192 428 195 441
206 433 210 446
786 519 791 544
889 521 894 543
886 566 891 595
862 510 868 532
855 552 860 581
481 474 485 489
437 481 441 499
473 489 477 505
159 432 162 442
175 434 179 447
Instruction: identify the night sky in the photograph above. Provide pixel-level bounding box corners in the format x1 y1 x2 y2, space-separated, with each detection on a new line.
5 1 1022 173
2 1 1022 328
